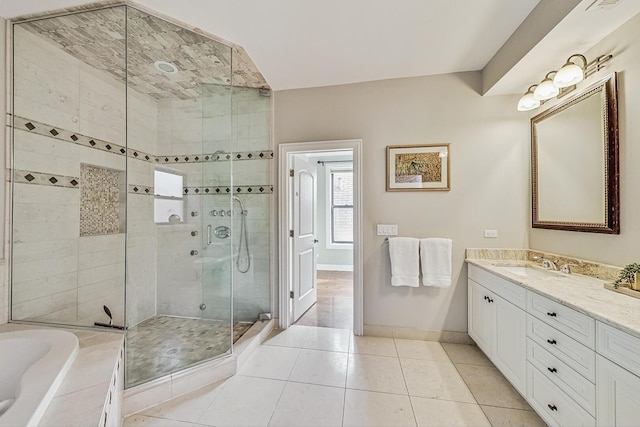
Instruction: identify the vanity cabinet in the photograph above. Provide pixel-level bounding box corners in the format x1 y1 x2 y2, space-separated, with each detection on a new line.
468 270 527 394
468 263 640 427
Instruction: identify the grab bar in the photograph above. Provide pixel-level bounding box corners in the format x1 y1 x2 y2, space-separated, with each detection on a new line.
207 224 212 245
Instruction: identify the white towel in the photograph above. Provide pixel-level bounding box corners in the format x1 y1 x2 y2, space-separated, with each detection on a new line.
420 238 452 287
388 237 420 287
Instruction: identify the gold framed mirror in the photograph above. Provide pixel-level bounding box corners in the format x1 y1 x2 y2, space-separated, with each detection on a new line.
531 73 619 234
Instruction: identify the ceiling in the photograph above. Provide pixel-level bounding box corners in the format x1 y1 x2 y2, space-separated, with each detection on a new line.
4 0 639 94
1 0 540 91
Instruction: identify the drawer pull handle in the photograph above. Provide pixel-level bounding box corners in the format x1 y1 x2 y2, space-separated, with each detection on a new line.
487 298 494 303
546 339 557 345
548 404 558 412
546 312 557 317
547 367 557 373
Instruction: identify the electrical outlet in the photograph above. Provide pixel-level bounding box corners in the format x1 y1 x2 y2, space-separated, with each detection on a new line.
484 229 498 238
377 224 398 236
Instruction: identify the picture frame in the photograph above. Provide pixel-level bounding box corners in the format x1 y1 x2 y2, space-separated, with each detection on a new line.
386 144 450 191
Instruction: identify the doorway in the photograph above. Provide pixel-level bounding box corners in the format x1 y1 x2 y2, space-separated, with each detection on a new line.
278 140 363 335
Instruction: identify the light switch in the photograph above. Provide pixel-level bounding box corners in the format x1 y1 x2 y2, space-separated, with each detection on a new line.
484 229 498 238
377 224 398 236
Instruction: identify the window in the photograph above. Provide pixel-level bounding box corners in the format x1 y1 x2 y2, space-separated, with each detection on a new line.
330 169 353 244
154 170 184 223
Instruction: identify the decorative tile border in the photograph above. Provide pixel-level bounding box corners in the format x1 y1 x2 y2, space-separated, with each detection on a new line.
14 169 80 189
14 115 273 164
128 185 154 196
183 185 273 195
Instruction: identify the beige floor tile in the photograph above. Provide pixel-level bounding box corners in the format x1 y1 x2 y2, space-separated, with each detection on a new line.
289 348 348 387
455 364 530 410
442 343 493 366
268 382 345 427
400 358 475 403
343 389 416 427
301 326 351 352
264 325 313 348
140 379 228 422
411 397 491 427
124 415 198 427
480 405 547 427
350 335 398 357
197 376 286 427
395 339 450 361
346 354 408 395
237 345 300 380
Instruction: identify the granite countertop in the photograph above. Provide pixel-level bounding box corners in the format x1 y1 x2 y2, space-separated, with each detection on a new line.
466 258 640 340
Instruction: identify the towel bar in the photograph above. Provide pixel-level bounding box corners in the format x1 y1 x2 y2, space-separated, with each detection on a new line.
384 237 453 243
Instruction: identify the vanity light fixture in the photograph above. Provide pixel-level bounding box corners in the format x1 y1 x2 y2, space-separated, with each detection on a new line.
533 71 559 100
553 54 587 88
517 85 540 112
516 53 612 111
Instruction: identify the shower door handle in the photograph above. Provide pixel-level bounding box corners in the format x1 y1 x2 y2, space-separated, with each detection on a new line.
207 224 212 245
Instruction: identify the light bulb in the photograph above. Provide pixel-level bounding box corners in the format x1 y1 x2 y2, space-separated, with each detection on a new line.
517 86 540 111
533 73 559 100
553 57 585 88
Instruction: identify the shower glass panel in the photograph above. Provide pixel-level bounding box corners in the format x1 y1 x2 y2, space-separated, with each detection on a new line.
123 8 233 388
11 7 127 327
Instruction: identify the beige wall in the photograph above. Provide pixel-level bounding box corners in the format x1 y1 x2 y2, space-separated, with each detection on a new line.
529 13 640 266
275 72 529 333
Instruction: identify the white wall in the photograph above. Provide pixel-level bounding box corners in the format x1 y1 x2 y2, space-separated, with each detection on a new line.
275 71 529 333
529 13 640 266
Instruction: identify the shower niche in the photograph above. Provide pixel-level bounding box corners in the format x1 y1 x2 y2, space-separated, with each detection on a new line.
9 4 273 388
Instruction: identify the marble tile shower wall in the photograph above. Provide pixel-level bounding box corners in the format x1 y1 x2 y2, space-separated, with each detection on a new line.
11 26 158 327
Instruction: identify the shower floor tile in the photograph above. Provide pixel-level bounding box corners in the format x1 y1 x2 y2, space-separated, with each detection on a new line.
125 316 252 387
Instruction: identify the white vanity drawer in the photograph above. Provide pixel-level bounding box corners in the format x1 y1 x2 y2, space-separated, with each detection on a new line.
527 291 595 349
527 315 595 382
527 363 595 427
527 339 595 416
468 265 526 309
597 322 640 378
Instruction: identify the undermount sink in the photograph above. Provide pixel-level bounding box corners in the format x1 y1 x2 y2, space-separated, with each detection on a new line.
493 265 560 279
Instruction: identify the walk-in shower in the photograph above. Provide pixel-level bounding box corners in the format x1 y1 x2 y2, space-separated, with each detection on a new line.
9 4 272 388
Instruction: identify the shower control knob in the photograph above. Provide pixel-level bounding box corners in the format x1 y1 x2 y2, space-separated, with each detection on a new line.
191 231 198 236
190 250 199 256
227 210 232 216
191 211 199 217
210 210 218 216
199 303 206 311
220 210 226 217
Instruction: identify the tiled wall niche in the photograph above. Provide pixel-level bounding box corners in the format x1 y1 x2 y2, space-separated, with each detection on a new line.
80 164 126 236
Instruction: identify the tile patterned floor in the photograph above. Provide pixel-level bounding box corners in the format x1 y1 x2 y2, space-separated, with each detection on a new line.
124 325 546 427
125 316 253 387
296 271 353 329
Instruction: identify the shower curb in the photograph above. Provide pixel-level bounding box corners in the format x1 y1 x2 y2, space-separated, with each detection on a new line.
123 319 275 417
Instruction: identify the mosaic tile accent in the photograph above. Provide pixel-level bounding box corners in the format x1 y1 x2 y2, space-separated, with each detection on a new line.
125 315 253 387
153 150 273 164
128 184 154 196
183 185 273 195
15 115 273 164
14 169 80 189
80 165 123 236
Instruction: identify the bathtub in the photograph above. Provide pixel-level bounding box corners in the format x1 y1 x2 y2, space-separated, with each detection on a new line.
0 329 78 427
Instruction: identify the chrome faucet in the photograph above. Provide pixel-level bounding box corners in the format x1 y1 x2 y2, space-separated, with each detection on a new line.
533 256 558 271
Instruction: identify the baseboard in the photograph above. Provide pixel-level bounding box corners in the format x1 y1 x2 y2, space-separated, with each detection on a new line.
317 264 353 272
363 324 474 344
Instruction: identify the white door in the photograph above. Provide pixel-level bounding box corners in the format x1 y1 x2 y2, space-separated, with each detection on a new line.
494 296 527 395
597 355 640 427
468 279 494 356
292 155 318 321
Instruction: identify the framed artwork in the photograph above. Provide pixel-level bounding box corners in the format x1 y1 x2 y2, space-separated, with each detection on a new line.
386 144 450 191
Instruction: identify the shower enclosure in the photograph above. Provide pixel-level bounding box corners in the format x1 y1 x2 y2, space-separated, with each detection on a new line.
9 4 272 388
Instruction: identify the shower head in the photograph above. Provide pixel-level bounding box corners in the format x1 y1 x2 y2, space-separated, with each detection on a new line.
232 195 245 211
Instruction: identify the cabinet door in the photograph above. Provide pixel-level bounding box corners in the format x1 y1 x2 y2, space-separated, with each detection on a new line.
597 355 640 427
468 279 494 355
494 296 527 394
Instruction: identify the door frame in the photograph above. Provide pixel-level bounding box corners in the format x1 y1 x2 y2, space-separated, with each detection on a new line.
278 139 363 335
